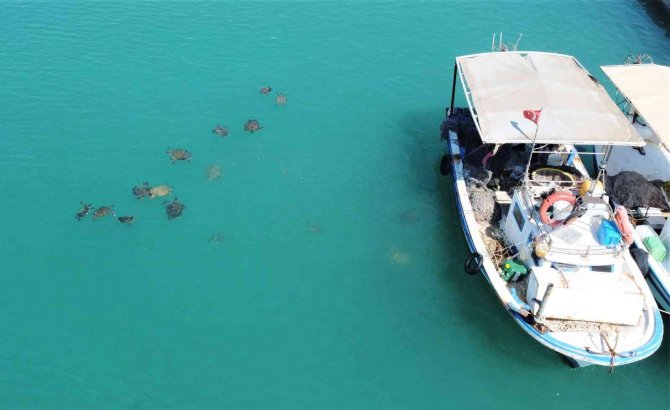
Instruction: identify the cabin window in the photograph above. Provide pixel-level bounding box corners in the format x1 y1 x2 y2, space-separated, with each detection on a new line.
513 203 525 231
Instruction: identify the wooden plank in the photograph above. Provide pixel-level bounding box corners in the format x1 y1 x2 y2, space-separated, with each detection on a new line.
541 288 643 325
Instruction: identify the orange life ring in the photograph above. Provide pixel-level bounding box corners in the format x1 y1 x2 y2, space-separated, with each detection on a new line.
614 205 634 245
540 191 578 227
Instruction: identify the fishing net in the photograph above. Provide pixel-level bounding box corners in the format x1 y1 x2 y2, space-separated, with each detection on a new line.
467 182 499 224
607 171 669 210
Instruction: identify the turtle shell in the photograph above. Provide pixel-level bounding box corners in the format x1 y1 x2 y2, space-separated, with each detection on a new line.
150 185 172 198
212 125 229 137
166 199 185 220
167 149 192 162
244 120 262 133
93 206 114 220
276 93 287 106
133 185 151 199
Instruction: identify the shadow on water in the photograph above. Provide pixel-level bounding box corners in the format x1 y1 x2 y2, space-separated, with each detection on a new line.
638 0 670 37
396 109 555 364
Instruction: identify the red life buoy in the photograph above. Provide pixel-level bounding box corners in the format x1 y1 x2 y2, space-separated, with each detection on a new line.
540 191 577 227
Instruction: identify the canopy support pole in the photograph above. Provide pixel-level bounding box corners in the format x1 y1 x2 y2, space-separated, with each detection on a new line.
595 145 612 193
449 62 457 117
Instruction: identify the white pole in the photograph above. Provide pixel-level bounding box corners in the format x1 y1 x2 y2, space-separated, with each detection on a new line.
524 110 542 187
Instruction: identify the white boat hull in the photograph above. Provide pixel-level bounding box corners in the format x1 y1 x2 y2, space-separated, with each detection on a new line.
445 127 664 368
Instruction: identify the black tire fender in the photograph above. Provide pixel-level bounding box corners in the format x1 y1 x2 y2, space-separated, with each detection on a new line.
630 247 651 279
464 252 483 275
440 154 451 176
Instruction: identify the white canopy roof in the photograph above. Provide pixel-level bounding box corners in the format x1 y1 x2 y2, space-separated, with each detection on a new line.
601 63 670 150
456 52 644 146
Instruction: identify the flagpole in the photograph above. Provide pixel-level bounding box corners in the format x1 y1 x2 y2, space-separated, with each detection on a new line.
523 108 542 187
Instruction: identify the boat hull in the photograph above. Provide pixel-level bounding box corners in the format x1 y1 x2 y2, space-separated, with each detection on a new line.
444 127 664 368
631 243 670 312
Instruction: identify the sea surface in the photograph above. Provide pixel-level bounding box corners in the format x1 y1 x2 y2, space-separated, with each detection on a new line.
1 1 669 408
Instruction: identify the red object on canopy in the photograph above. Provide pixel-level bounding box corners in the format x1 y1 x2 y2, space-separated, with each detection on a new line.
523 109 542 124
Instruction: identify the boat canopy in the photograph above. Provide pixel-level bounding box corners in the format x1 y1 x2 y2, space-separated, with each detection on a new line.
601 63 670 150
455 52 644 146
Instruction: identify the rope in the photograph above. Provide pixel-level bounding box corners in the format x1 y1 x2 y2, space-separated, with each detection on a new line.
600 325 620 373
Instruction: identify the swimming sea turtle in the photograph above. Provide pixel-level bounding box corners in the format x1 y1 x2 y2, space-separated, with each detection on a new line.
390 246 412 265
92 205 115 220
276 93 287 106
118 215 135 225
149 185 173 199
307 222 322 234
132 182 151 199
212 124 229 137
166 198 186 220
244 119 263 133
75 202 93 221
209 233 225 245
399 209 419 224
166 148 192 164
259 86 272 94
206 163 221 181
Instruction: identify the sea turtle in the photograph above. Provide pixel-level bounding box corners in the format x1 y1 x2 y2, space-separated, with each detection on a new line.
149 185 173 199
75 202 93 221
206 163 221 181
118 215 135 225
166 148 192 164
212 124 229 137
92 206 115 220
399 209 419 224
307 222 322 234
244 119 263 133
390 246 412 265
259 86 272 94
209 233 225 245
166 198 186 220
132 182 151 199
276 93 287 106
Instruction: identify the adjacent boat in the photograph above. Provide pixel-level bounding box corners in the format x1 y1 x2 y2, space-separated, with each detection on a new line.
440 51 664 369
597 59 670 311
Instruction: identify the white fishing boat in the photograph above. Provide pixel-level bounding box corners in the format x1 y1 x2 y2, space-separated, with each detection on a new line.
439 51 664 369
597 58 670 311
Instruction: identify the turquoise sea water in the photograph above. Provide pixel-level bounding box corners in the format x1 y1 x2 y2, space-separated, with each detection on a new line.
1 1 669 408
